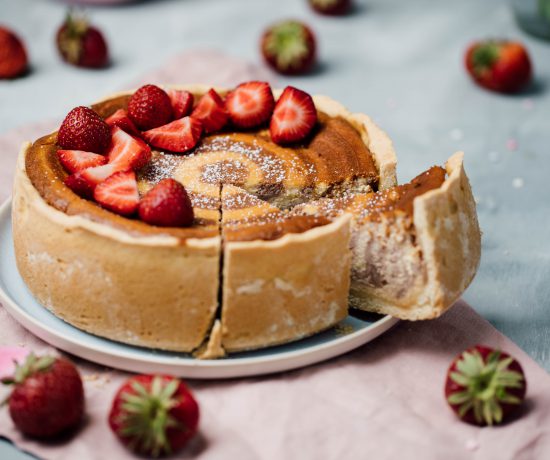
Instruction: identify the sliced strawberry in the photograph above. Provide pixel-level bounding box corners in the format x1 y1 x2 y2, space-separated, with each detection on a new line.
57 149 107 174
64 163 120 198
141 117 203 154
191 89 228 133
139 178 194 227
107 126 152 171
94 170 139 216
105 109 141 137
167 89 194 119
270 86 317 144
225 81 275 129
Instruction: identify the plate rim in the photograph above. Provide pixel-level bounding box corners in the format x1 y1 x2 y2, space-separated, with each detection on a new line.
0 198 399 378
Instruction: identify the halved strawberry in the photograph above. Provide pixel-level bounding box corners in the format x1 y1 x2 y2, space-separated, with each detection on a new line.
57 149 107 174
138 178 194 227
107 127 151 171
64 163 120 198
225 81 275 129
142 117 203 154
105 109 141 137
270 86 317 144
191 89 228 133
167 89 194 119
94 170 139 216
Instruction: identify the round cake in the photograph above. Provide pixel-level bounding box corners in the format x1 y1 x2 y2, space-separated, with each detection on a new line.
12 83 480 358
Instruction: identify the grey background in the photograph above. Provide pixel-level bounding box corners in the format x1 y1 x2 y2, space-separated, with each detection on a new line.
0 0 549 456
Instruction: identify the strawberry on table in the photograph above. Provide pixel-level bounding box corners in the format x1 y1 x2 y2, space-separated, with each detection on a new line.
142 117 203 153
65 163 120 198
105 109 141 137
58 106 111 154
94 170 139 216
167 89 194 119
261 20 316 75
445 345 527 426
0 26 28 79
107 126 152 171
270 86 318 145
465 40 532 93
56 11 109 68
1 353 84 438
128 84 173 131
109 374 199 457
57 149 107 174
139 179 194 227
225 81 275 129
309 0 351 15
191 88 228 133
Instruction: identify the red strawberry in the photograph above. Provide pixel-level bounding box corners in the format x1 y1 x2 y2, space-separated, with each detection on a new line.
167 89 194 119
128 84 173 131
58 106 111 154
109 374 199 457
0 26 28 79
309 0 351 15
142 117 203 154
105 109 141 137
445 345 527 426
225 81 275 129
94 170 139 216
261 20 316 75
139 179 194 227
1 353 84 438
191 88 228 133
465 40 532 93
65 163 120 198
270 86 317 144
57 149 107 174
107 126 152 171
56 11 109 68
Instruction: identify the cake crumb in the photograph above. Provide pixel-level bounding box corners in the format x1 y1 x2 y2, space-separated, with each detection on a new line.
335 324 354 336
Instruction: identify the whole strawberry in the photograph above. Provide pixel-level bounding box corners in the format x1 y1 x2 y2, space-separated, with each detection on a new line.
0 26 28 79
445 345 526 426
139 178 194 227
261 20 316 75
128 84 174 131
309 0 351 15
465 40 532 93
56 11 109 68
1 353 84 438
109 374 199 457
58 106 111 153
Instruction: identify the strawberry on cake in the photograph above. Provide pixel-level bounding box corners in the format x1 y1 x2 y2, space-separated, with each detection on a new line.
12 82 481 357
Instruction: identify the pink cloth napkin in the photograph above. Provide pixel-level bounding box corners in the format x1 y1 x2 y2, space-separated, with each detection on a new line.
1 50 550 460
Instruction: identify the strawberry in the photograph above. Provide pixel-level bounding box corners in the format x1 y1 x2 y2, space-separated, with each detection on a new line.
0 26 28 79
94 170 139 216
225 81 275 129
139 179 194 227
57 149 107 174
309 0 351 15
107 126 152 171
191 88 228 133
1 353 84 438
465 40 532 93
142 117 203 154
65 163 120 198
270 86 317 144
56 11 109 68
109 374 199 457
128 84 173 131
58 106 111 154
167 89 194 119
445 345 527 426
105 109 141 137
261 20 316 75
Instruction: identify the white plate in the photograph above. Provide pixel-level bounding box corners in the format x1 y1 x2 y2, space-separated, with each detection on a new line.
0 199 398 379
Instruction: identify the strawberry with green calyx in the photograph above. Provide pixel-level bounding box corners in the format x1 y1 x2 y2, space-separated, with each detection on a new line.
109 374 199 457
445 345 526 426
2 353 85 438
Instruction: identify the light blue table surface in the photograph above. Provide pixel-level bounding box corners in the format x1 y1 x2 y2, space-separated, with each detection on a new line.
1 0 549 458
